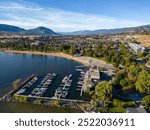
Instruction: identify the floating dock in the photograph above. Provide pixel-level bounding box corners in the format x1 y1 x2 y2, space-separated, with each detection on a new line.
53 74 72 99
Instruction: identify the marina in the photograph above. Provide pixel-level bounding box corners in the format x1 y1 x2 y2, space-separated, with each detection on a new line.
0 72 91 113
14 73 57 97
0 52 94 114
0 52 85 100
12 70 87 100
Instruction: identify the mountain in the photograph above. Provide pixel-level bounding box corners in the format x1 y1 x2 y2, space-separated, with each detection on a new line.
59 30 92 35
0 24 25 32
1 24 150 35
59 24 150 35
0 24 57 35
23 27 57 35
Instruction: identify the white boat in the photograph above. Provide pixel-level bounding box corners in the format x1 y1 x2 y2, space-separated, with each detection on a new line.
69 74 72 78
65 83 71 86
76 69 82 71
58 87 69 91
77 81 83 85
52 73 57 77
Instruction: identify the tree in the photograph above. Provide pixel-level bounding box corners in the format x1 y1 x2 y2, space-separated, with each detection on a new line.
113 70 126 87
127 65 143 81
136 70 150 93
12 79 21 89
113 99 122 107
120 78 129 89
15 96 28 103
84 48 93 56
120 78 134 91
21 96 28 103
37 99 43 105
147 58 150 65
93 46 101 58
53 99 59 107
94 81 112 107
69 47 77 55
113 99 136 108
142 95 150 109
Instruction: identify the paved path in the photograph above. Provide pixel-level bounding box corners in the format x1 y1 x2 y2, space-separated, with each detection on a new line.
76 56 114 70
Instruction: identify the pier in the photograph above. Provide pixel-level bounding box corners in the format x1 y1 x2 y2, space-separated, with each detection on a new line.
14 94 89 104
76 65 86 69
0 74 35 101
54 74 72 99
76 68 87 97
13 73 57 98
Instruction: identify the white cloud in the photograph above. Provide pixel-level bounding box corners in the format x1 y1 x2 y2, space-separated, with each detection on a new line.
0 0 147 32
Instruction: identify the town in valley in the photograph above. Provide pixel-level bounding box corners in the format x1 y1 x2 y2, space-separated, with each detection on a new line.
0 0 150 113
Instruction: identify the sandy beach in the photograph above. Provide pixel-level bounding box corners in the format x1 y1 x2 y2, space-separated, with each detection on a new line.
3 50 87 65
3 50 114 69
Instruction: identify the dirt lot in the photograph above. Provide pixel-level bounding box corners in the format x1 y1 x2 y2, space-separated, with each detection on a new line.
129 34 150 47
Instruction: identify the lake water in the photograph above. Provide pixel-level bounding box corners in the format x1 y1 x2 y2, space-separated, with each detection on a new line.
0 52 83 99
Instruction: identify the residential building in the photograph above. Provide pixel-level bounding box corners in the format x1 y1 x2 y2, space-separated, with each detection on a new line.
126 105 147 113
128 43 145 52
89 68 100 80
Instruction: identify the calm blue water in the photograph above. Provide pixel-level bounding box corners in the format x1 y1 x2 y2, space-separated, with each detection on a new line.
0 52 82 99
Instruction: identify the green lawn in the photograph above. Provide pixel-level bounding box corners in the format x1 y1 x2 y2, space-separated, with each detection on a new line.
109 107 126 113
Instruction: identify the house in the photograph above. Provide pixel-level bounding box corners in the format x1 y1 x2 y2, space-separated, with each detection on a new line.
89 68 100 80
83 68 100 91
126 105 147 113
30 41 40 45
128 43 145 52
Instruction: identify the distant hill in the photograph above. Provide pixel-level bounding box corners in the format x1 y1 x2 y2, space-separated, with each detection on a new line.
59 24 150 35
0 24 25 32
1 24 150 35
23 27 57 35
0 24 57 35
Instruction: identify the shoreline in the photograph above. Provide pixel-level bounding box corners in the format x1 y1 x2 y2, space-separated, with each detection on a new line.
2 50 114 69
3 50 88 66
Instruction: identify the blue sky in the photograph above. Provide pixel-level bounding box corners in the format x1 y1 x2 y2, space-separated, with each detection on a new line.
0 0 150 32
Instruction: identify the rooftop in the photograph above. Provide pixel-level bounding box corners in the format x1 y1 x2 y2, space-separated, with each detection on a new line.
126 106 147 113
89 68 100 80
